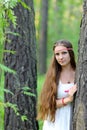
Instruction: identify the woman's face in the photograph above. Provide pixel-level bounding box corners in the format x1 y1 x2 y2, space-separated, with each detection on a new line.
54 45 71 67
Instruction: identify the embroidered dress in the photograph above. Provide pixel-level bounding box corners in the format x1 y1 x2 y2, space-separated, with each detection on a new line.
43 81 74 130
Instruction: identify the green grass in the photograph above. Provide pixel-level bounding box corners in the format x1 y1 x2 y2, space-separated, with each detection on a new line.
37 74 45 130
37 74 45 95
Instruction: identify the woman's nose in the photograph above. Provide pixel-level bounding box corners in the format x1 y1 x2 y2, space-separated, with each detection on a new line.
59 54 63 59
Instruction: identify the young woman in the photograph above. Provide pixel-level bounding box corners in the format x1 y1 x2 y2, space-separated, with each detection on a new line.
37 40 77 130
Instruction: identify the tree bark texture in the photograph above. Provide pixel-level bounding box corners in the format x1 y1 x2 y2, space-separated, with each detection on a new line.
4 0 38 130
39 0 48 74
72 0 87 130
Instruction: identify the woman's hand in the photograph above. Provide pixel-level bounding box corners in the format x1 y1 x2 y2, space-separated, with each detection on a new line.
68 84 77 96
56 84 77 108
68 84 77 102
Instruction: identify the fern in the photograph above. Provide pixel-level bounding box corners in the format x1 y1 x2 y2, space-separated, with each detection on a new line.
22 86 36 97
1 49 16 54
18 0 31 11
3 0 18 9
0 63 16 74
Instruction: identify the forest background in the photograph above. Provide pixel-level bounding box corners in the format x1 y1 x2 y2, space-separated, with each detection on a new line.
0 0 82 130
35 1 82 129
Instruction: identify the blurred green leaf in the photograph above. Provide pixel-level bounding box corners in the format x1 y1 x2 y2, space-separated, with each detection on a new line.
0 64 16 74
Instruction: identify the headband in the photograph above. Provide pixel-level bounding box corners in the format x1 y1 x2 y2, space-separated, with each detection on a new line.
54 48 73 52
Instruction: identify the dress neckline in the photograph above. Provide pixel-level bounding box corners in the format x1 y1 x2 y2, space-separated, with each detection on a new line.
59 80 74 85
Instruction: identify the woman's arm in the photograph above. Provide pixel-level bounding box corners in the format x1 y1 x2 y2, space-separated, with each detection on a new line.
56 96 73 108
56 84 77 108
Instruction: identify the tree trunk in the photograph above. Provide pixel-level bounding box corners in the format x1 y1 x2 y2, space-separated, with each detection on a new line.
54 0 63 35
4 0 38 130
39 0 49 74
72 0 87 130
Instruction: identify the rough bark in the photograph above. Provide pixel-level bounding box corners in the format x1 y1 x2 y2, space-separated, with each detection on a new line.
4 0 38 130
72 0 87 130
39 0 48 74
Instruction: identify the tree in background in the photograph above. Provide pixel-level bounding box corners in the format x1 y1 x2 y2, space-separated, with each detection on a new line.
53 0 63 35
39 0 49 74
72 0 87 129
4 0 38 130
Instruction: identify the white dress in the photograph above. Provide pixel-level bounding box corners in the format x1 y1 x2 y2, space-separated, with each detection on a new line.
43 81 74 130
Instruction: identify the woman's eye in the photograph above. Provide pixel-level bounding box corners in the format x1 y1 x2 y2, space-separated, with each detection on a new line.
55 51 68 56
55 53 59 56
62 51 67 54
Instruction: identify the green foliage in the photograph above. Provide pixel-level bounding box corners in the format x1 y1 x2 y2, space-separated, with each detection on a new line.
1 88 14 96
37 74 45 95
0 0 18 72
4 102 19 114
3 102 28 121
37 74 45 130
0 0 18 30
3 0 18 8
0 0 18 129
18 0 31 10
1 49 16 54
47 0 82 64
0 85 36 124
0 72 4 130
0 63 16 74
22 86 36 97
6 31 20 36
6 9 17 27
21 115 28 121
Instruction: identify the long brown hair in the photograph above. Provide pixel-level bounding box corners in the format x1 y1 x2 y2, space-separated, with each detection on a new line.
37 40 76 121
